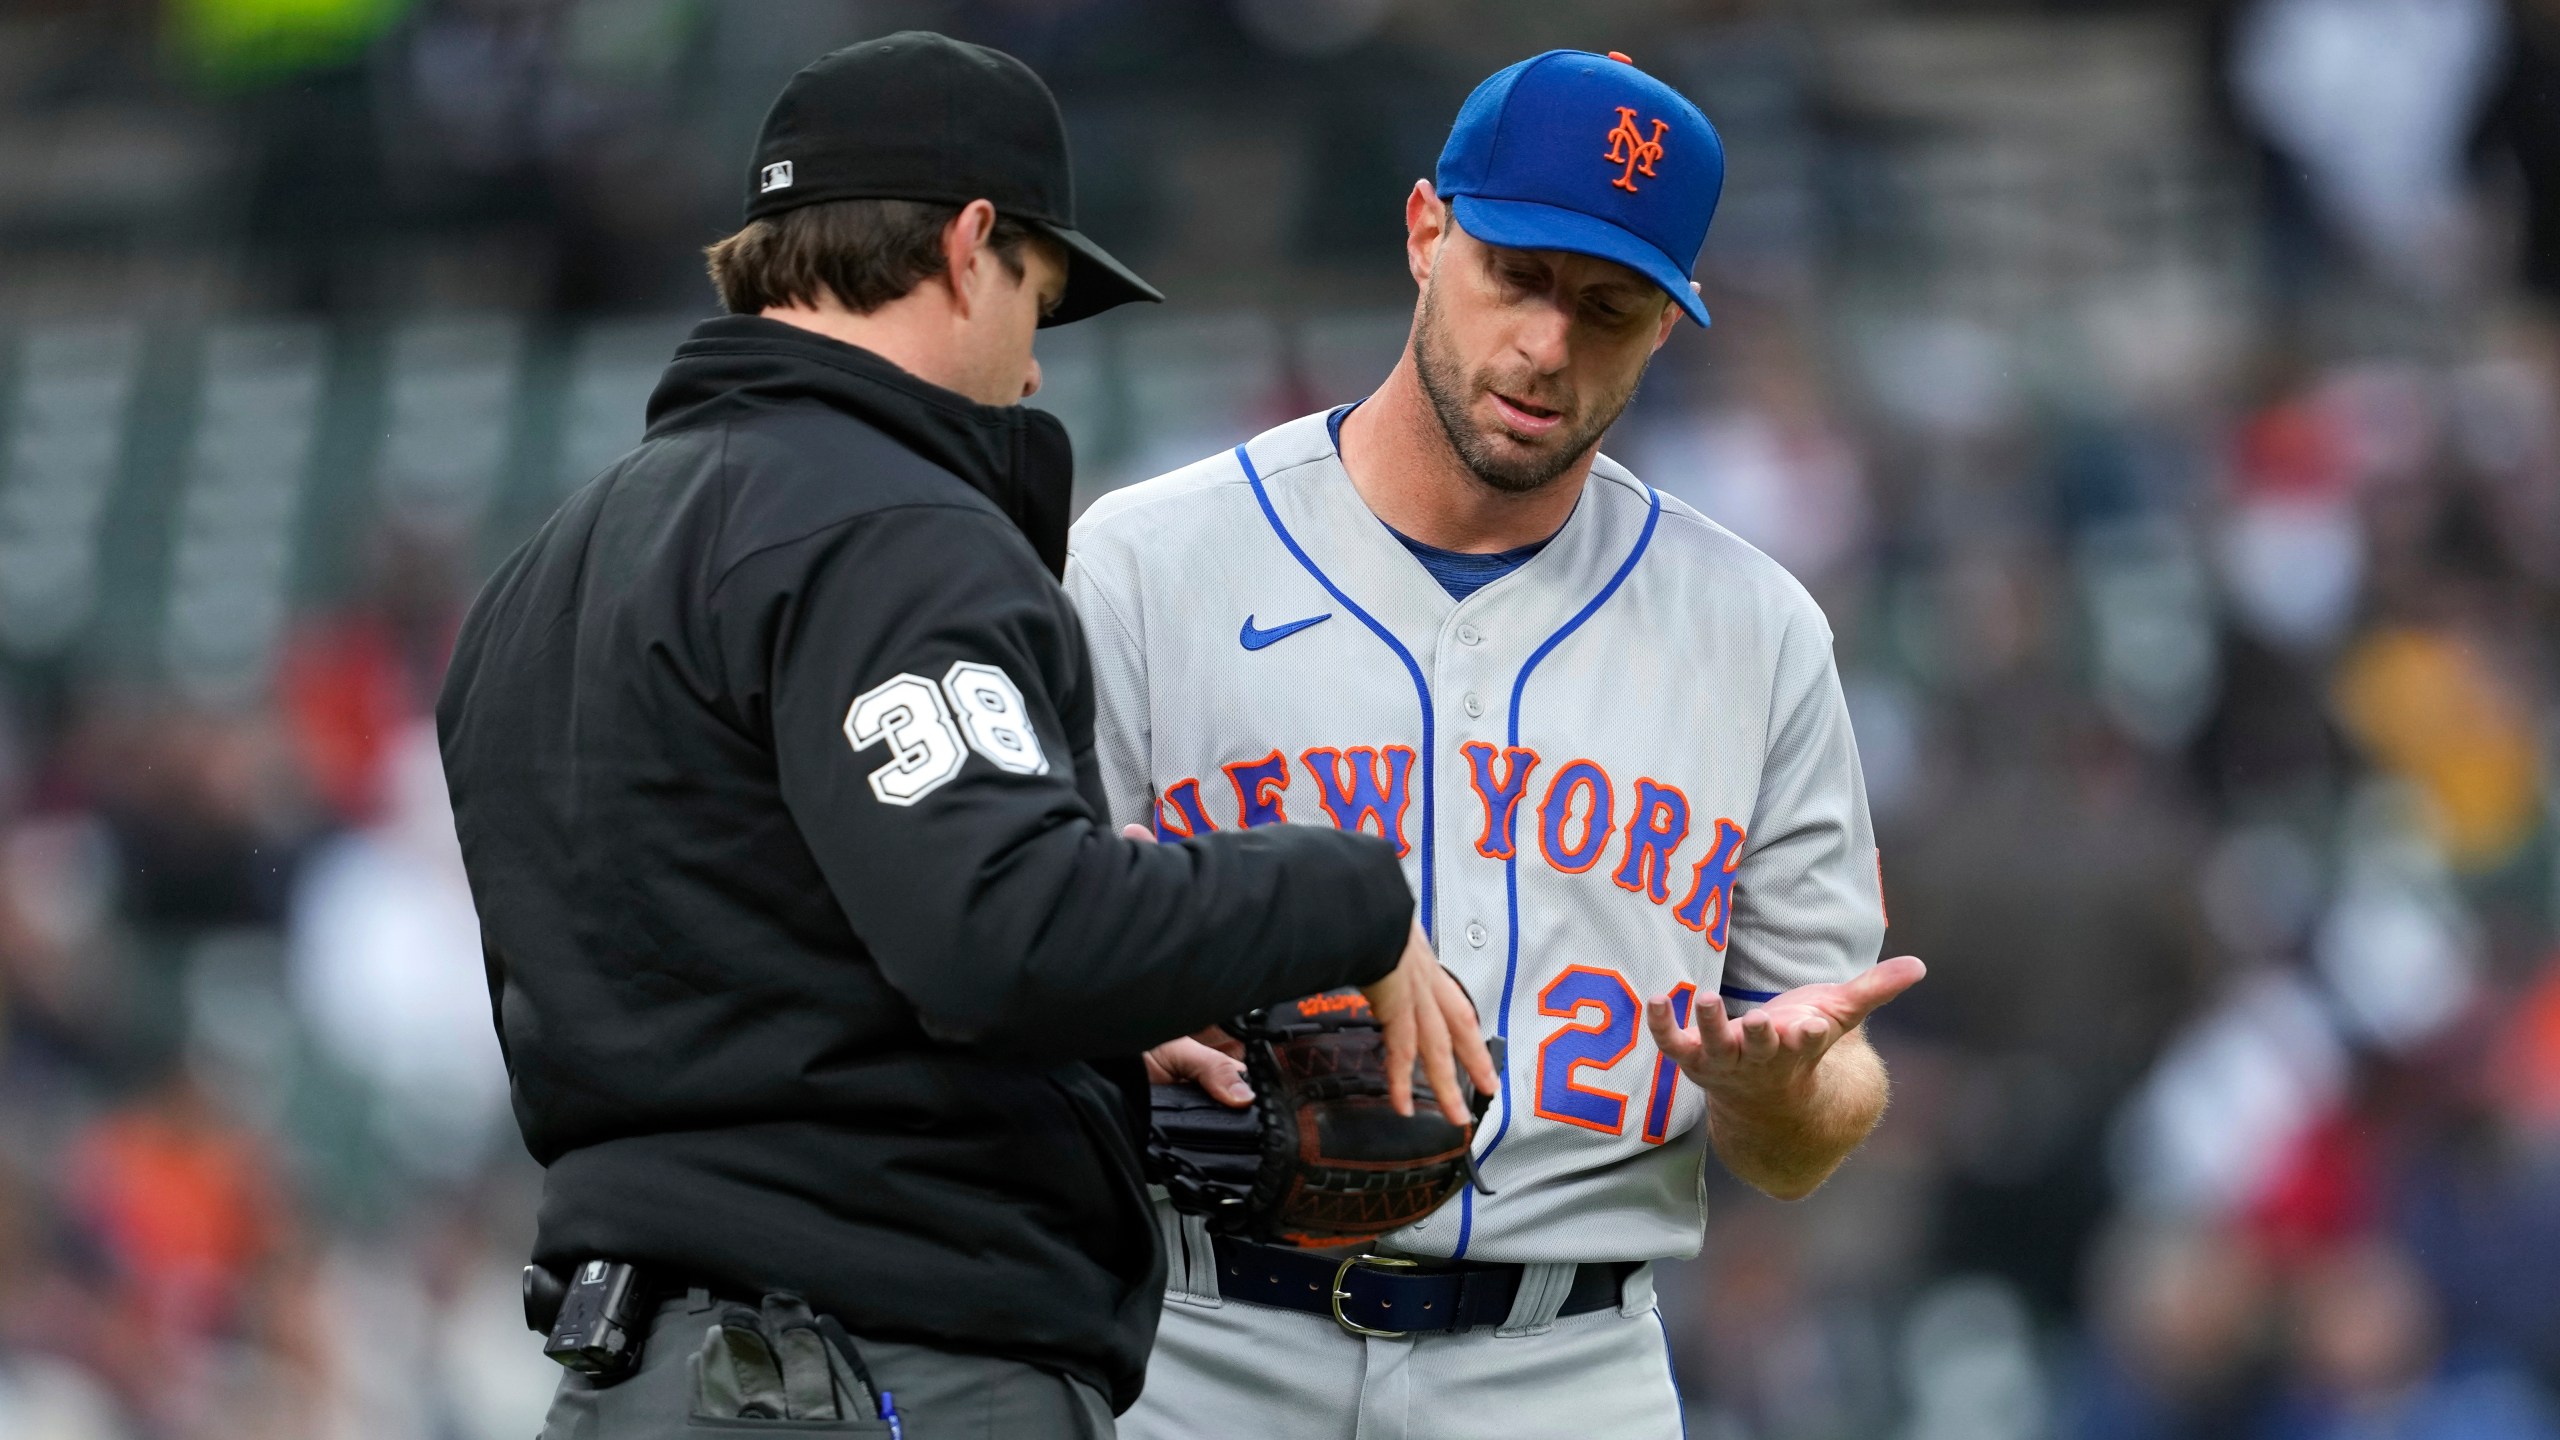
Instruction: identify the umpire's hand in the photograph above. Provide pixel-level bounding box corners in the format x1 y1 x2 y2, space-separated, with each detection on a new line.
1363 921 1499 1126
1127 825 1496 1127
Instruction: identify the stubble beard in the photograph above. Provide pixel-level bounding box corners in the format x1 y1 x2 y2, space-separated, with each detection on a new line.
1410 278 1648 497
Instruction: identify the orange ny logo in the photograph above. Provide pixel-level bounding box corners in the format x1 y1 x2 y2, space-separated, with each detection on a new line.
1602 106 1668 192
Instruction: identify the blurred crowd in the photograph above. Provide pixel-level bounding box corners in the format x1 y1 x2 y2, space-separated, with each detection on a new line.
1642 321 2560 1440
1 1 2557 1438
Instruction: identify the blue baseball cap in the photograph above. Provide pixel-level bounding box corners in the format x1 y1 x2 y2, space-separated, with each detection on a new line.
1435 50 1723 327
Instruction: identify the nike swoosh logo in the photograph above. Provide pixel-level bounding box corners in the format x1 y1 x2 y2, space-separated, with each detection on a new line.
1239 613 1333 651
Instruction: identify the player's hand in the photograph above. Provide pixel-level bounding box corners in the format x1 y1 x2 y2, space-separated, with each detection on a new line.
1145 1026 1250 1106
1646 956 1925 1110
1362 920 1501 1125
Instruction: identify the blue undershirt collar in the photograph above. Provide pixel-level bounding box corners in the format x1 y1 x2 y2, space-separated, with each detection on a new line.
1326 403 1558 602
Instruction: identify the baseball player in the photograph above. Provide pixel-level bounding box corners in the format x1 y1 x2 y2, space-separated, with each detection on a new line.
1068 50 1927 1438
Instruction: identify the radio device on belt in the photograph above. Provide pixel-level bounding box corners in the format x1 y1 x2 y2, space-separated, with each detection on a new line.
526 1259 655 1377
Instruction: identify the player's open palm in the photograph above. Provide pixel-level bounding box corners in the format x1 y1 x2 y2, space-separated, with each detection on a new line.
1645 956 1925 1108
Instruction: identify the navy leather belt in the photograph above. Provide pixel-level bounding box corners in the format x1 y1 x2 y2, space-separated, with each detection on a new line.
1207 1235 1638 1338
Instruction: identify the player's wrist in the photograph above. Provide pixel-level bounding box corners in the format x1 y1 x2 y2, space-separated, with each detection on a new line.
1699 1060 1822 1119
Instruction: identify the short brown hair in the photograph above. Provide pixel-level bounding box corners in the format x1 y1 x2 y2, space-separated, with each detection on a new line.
704 198 1040 315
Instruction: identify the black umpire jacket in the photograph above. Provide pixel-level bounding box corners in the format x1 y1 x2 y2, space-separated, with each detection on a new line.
436 316 1413 1409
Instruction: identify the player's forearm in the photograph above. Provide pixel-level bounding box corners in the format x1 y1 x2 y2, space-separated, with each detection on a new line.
1705 1027 1888 1201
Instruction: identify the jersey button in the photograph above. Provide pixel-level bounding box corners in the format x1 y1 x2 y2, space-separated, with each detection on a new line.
1463 691 1483 717
1457 624 1482 646
1466 922 1488 948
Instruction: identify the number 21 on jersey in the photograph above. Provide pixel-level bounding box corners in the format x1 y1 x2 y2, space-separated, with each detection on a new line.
1535 970 1695 1145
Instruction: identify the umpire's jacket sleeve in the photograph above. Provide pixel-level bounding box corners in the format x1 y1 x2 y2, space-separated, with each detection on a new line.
725 501 1411 1060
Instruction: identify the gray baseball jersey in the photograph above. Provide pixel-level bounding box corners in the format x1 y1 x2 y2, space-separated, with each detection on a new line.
1066 407 1886 1265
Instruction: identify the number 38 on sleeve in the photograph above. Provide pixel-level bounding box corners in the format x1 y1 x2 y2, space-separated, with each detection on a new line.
843 662 1049 806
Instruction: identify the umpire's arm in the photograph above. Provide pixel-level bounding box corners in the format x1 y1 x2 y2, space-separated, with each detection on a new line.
730 503 1412 1060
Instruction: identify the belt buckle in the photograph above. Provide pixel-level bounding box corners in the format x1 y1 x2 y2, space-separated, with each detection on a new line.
1329 1253 1420 1339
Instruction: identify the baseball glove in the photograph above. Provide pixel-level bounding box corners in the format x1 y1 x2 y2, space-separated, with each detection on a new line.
1146 989 1495 1250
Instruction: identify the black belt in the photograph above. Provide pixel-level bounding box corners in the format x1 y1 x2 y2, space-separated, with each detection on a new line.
1207 1235 1638 1338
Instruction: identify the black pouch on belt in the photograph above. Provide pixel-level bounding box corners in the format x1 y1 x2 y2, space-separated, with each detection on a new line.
690 1291 884 1425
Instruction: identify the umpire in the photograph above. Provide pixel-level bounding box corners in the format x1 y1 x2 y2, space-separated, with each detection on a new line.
438 33 1486 1440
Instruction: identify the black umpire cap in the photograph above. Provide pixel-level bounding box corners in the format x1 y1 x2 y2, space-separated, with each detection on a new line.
746 31 1163 327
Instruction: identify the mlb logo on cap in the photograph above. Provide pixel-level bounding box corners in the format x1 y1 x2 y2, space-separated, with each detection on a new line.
760 160 794 194
1435 50 1724 325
